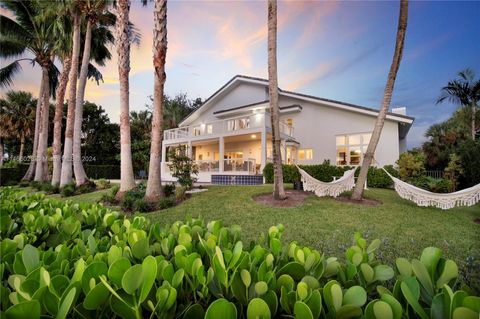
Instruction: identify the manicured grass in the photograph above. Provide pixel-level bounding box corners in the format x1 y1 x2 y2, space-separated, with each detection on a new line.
15 184 480 290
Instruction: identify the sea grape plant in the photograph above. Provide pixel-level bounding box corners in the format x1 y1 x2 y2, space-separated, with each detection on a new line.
0 187 479 319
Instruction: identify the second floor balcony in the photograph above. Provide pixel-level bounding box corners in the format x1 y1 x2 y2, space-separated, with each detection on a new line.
163 113 294 142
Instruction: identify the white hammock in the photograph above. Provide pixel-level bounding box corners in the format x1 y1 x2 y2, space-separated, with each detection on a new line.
382 169 480 210
296 165 356 198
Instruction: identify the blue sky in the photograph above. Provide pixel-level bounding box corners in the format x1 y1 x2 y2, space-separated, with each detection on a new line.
1 0 479 148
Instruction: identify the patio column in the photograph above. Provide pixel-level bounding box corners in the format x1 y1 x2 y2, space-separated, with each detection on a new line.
188 141 192 159
219 136 224 172
260 130 267 171
161 143 166 163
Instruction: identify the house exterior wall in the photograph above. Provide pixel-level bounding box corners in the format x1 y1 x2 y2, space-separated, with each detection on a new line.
278 95 400 167
186 82 267 126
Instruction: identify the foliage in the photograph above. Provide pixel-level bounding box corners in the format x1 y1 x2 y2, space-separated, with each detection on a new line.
167 146 198 189
121 187 146 212
158 197 176 209
31 181 59 194
100 185 120 205
85 165 121 179
175 186 187 202
0 163 29 186
396 151 426 182
263 162 398 188
59 183 76 197
163 183 176 197
95 178 111 190
457 139 480 188
133 199 154 213
444 154 464 192
0 188 478 318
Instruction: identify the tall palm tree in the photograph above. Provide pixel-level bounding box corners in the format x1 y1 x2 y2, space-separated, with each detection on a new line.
0 91 36 162
72 0 113 186
144 0 167 202
0 0 58 181
267 0 286 200
115 0 136 197
436 68 480 140
351 0 408 201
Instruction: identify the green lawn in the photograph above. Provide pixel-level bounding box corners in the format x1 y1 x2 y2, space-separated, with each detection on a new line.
17 184 480 289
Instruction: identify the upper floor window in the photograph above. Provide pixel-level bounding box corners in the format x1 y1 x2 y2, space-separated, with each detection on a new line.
227 117 250 131
286 118 293 127
298 148 313 161
206 124 213 134
193 126 202 136
336 133 371 165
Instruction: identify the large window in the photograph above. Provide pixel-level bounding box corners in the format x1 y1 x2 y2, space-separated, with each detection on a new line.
227 117 250 131
336 133 371 165
298 148 313 161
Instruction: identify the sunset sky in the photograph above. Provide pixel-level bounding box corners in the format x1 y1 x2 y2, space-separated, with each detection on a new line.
1 1 479 148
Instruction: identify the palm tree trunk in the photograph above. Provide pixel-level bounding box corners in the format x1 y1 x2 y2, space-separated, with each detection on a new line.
22 74 45 181
52 56 72 186
472 102 476 140
145 0 167 202
116 0 136 198
73 18 92 186
0 138 3 167
34 65 51 182
351 0 408 200
19 133 25 162
60 12 81 187
268 0 286 200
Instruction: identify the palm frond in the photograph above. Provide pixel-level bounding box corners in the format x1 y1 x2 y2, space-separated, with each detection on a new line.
90 25 114 66
0 1 37 34
87 63 104 85
0 60 23 88
129 21 141 46
458 68 475 83
0 37 27 58
48 62 60 99
0 15 32 42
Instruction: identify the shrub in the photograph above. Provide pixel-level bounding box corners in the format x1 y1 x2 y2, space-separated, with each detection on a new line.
60 183 76 197
397 151 425 182
175 185 187 201
428 178 453 193
132 198 153 212
121 187 145 211
18 180 30 187
158 196 175 209
366 166 396 188
167 146 198 189
457 139 480 189
0 163 29 186
95 178 111 190
40 183 59 194
163 183 176 197
76 180 97 194
0 188 478 318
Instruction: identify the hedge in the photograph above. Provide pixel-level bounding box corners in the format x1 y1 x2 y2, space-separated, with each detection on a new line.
85 164 120 179
0 163 29 186
263 162 399 189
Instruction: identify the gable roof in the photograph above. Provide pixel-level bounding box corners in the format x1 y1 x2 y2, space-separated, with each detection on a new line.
179 75 415 126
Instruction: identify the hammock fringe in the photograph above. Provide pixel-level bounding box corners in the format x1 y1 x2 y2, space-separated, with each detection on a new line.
296 165 356 198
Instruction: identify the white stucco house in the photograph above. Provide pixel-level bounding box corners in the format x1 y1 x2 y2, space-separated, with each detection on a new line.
161 75 414 184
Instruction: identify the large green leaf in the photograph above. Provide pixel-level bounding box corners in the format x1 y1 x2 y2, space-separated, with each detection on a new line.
247 298 271 319
293 301 313 319
205 298 237 319
436 260 458 289
306 289 322 319
276 262 305 281
108 257 131 287
5 300 40 319
452 307 478 319
57 287 76 319
140 255 157 303
22 244 39 274
183 304 205 318
373 301 393 319
400 281 428 319
380 293 403 319
83 283 109 310
373 265 394 282
343 286 367 307
412 259 434 296
122 264 144 295
420 247 442 278
396 258 412 277
336 304 362 319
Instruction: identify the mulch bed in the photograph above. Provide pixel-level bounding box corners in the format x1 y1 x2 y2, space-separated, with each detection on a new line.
335 195 382 206
253 190 311 207
474 218 480 224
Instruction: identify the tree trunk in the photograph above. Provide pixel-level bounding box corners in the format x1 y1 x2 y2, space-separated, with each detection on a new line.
22 72 45 181
116 0 136 198
268 0 286 200
351 0 408 200
145 0 167 202
19 133 25 162
472 102 476 140
73 18 92 186
34 65 51 182
52 56 72 186
0 138 3 167
60 12 81 187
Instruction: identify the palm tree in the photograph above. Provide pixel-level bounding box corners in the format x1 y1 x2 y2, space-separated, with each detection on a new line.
351 0 408 201
144 0 167 202
60 3 113 187
436 68 480 140
72 0 113 186
115 0 136 198
0 0 58 181
267 0 286 200
0 91 36 162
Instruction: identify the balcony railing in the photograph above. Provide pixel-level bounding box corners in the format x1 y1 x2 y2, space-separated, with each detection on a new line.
163 113 294 141
196 160 219 172
224 158 256 174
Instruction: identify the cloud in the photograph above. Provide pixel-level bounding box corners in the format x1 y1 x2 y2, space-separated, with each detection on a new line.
285 61 338 91
406 33 451 61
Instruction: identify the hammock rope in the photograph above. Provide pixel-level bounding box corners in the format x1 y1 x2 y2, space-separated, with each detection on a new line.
381 168 480 210
296 165 356 198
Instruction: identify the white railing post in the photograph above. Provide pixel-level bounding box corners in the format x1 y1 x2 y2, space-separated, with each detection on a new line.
219 136 224 173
